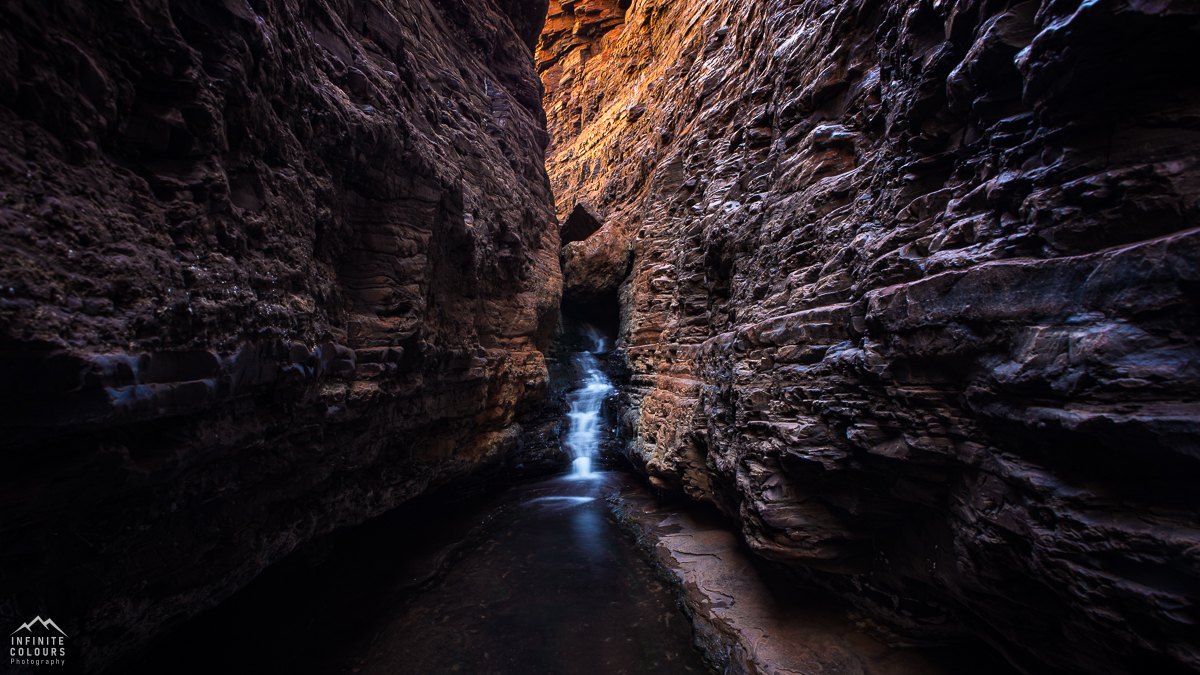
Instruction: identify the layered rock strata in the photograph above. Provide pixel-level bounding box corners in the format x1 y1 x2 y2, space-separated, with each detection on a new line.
538 0 1200 673
0 0 555 670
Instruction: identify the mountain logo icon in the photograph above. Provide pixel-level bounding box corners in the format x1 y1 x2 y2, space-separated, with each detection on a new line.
11 616 67 636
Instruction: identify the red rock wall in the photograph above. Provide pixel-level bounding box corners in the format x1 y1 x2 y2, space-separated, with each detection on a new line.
538 0 1200 672
0 0 555 670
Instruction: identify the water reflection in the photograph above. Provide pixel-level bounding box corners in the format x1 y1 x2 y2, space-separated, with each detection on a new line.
339 471 706 674
527 496 597 505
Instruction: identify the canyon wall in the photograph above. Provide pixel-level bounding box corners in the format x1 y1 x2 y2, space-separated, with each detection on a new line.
538 0 1200 672
0 0 556 670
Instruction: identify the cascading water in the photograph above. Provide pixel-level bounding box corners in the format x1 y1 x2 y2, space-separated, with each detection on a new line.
564 326 614 478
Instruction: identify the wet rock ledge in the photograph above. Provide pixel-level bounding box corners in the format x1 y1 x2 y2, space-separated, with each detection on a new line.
610 481 1019 675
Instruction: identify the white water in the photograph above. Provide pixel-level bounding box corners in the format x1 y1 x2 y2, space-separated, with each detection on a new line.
565 326 613 479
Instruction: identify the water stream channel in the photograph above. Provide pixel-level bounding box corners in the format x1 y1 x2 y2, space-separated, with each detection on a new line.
334 471 705 675
327 329 704 674
126 329 707 674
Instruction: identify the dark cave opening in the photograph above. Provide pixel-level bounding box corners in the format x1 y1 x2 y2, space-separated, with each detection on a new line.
558 288 622 352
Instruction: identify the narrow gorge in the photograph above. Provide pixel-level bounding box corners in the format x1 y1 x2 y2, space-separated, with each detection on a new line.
1 0 1197 673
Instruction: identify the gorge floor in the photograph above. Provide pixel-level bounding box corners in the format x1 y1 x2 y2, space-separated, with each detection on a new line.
120 471 707 675
117 467 1021 675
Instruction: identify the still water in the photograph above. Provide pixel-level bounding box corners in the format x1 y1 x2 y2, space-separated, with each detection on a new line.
124 472 706 675
337 473 706 675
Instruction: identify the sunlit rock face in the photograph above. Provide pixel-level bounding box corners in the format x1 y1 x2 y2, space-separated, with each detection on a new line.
538 0 1200 672
0 0 556 670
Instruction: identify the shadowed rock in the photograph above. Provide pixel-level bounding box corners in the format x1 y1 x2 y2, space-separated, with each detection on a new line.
0 0 560 671
561 202 604 245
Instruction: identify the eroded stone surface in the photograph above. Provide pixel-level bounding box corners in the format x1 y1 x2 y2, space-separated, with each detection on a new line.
0 0 558 671
539 0 1200 672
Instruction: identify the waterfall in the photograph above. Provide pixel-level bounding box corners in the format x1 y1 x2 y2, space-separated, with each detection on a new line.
565 326 613 478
